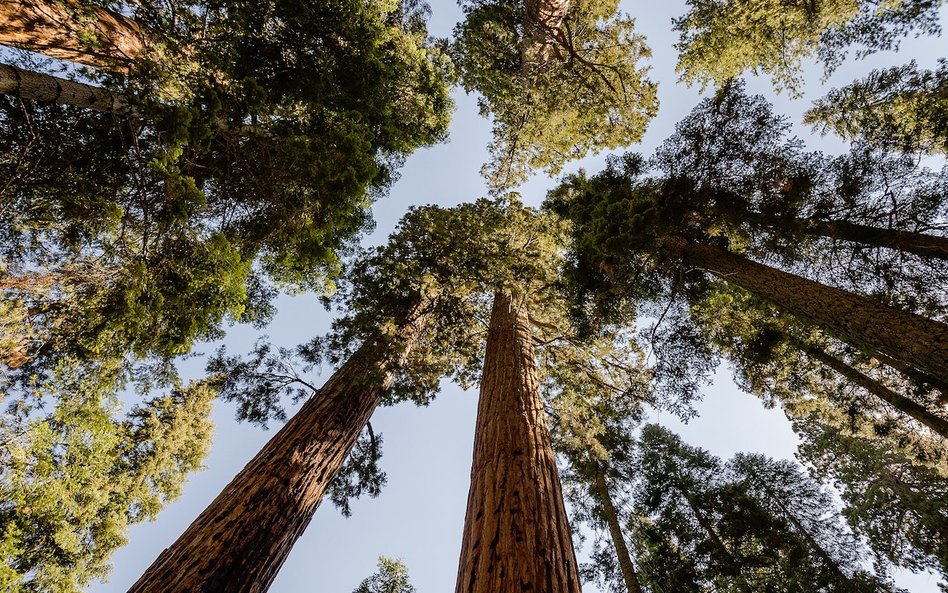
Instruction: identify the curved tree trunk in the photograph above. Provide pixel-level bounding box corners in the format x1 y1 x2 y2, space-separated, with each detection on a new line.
454 292 581 593
670 238 948 387
593 466 643 593
0 0 144 69
0 62 129 112
803 344 948 438
128 314 425 593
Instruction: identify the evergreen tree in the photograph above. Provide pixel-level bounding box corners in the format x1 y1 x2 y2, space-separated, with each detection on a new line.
806 59 948 155
674 0 945 94
0 360 214 592
452 0 658 189
353 556 416 593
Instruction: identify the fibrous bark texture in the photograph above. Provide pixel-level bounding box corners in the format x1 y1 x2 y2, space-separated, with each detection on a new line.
454 292 581 593
0 0 144 68
128 322 423 593
674 239 948 387
522 0 570 72
0 62 129 112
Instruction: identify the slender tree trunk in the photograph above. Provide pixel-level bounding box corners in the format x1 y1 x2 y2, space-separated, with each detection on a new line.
0 62 129 113
0 0 144 69
764 491 853 586
454 292 581 593
738 209 948 261
803 344 948 438
871 350 948 407
593 466 643 593
670 238 948 387
128 315 425 593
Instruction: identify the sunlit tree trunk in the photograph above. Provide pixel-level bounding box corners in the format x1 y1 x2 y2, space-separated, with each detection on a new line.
593 465 643 593
522 0 570 73
802 344 948 438
0 0 144 69
128 310 426 593
0 62 129 112
454 292 581 593
669 238 948 387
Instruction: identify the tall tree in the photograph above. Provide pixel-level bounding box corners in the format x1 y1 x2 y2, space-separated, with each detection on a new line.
452 0 657 189
806 59 948 156
674 0 945 94
353 556 416 593
454 291 582 593
0 360 214 592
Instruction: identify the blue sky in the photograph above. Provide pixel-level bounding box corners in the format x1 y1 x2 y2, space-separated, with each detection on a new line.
91 2 948 592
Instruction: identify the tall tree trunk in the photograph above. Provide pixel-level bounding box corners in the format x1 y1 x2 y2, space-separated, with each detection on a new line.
802 344 948 438
0 62 129 113
871 350 948 407
763 488 854 586
593 465 643 593
454 292 581 593
128 314 425 593
669 238 948 387
0 0 144 69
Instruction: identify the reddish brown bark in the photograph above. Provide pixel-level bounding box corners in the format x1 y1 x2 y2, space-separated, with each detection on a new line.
128 320 423 593
454 292 581 593
0 0 144 69
0 62 129 112
522 0 570 73
671 239 948 388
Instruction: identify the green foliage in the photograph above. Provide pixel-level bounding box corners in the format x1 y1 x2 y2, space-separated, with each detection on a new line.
1 0 454 387
674 0 945 95
797 419 948 582
453 0 658 189
0 360 214 592
806 59 948 155
353 556 415 593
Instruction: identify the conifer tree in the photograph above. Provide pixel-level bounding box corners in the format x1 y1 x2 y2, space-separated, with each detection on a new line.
674 0 945 94
0 361 214 592
806 59 948 155
452 0 658 189
353 556 416 593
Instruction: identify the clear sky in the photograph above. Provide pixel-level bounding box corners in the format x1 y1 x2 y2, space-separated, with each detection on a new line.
91 2 948 592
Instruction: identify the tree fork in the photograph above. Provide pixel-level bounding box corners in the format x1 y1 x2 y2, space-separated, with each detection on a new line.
127 315 425 593
671 238 948 387
0 0 145 69
454 292 581 593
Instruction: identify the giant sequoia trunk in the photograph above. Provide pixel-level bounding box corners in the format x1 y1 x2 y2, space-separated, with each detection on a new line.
128 316 425 593
803 344 948 438
594 466 643 593
454 292 581 593
0 62 129 112
0 0 145 68
670 239 948 387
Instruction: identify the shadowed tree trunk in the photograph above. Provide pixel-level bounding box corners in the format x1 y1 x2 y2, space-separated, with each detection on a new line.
593 465 643 593
871 350 948 407
669 238 948 387
0 0 144 68
738 209 948 261
454 292 581 593
802 343 948 438
127 309 426 593
0 62 129 112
